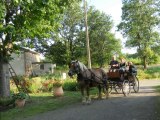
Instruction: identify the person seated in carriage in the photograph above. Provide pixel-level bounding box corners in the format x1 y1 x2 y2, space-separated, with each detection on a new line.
109 56 119 70
126 61 137 76
119 57 127 80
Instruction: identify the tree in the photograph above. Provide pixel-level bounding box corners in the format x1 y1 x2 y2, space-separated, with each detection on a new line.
83 0 91 68
45 4 121 67
0 0 73 97
118 0 160 69
45 41 67 65
45 1 84 65
87 7 121 67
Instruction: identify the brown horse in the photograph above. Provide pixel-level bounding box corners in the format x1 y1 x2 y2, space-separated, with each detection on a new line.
68 60 109 104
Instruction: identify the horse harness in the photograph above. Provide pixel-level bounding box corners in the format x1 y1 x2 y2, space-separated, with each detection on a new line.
77 68 106 86
70 61 107 86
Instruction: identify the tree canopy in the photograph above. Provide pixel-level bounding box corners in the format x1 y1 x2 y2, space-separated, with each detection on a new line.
0 0 75 61
118 0 160 68
0 0 76 97
45 3 121 66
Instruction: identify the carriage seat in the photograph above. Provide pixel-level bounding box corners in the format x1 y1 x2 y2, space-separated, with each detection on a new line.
107 69 120 78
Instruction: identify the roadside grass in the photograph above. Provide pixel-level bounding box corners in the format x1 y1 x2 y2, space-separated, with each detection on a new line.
1 91 81 120
137 66 160 80
1 88 99 120
155 86 160 119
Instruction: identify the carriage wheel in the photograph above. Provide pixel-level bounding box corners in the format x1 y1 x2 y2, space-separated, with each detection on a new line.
103 81 112 95
132 76 139 93
122 80 131 96
108 84 112 94
114 83 122 94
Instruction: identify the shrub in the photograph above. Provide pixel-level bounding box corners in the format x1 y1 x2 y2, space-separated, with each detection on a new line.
63 79 78 91
27 78 42 93
11 76 32 93
53 80 63 87
152 72 160 79
137 69 151 79
41 80 54 92
127 58 141 65
12 92 28 100
0 97 14 106
137 66 160 79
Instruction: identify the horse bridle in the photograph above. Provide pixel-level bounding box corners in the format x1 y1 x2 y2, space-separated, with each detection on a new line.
68 61 81 76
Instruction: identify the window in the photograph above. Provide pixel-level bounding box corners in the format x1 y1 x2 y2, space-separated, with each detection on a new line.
40 64 44 70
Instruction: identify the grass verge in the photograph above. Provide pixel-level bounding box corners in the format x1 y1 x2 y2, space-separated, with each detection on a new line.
1 88 99 120
1 91 81 120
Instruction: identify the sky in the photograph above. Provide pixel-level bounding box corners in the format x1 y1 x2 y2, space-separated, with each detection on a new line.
88 0 136 54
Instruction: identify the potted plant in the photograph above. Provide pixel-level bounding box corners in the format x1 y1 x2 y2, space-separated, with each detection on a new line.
12 92 27 108
52 79 64 97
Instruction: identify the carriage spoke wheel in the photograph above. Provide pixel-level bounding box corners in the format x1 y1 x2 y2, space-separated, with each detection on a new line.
132 76 139 93
122 80 131 96
114 83 122 94
108 84 112 94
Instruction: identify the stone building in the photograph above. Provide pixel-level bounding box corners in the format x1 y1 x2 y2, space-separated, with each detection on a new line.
9 48 54 76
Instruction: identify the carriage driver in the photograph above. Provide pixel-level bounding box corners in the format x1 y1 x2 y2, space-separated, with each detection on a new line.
109 56 119 69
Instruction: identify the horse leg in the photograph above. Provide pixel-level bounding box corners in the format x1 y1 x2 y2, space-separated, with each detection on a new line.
98 85 102 99
86 85 91 104
81 86 86 104
105 81 109 99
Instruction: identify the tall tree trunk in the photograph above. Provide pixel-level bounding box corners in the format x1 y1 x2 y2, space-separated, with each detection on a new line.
0 0 11 97
84 0 91 69
0 59 10 97
143 56 147 69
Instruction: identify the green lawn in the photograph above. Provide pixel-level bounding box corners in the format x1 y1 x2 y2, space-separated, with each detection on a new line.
137 66 160 80
1 91 81 120
1 89 99 120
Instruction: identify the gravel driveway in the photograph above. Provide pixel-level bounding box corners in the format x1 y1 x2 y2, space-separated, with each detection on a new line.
25 80 160 120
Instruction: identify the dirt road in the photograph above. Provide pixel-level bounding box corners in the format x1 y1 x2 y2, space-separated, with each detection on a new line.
25 80 160 120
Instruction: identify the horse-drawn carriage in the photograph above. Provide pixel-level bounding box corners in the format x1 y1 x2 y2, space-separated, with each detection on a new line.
107 68 139 96
68 60 139 104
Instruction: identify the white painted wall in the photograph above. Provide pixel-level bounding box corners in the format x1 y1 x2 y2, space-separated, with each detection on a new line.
10 52 25 76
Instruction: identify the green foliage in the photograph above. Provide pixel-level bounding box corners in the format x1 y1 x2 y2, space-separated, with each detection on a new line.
137 69 151 79
40 72 62 81
12 92 27 100
137 66 160 79
45 1 83 64
52 76 63 87
144 66 160 79
118 0 160 68
28 83 41 93
1 92 81 120
0 97 14 106
10 76 31 93
45 42 67 65
0 0 74 60
0 0 75 97
127 58 141 65
63 79 78 91
41 80 54 92
87 7 122 66
45 2 121 66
